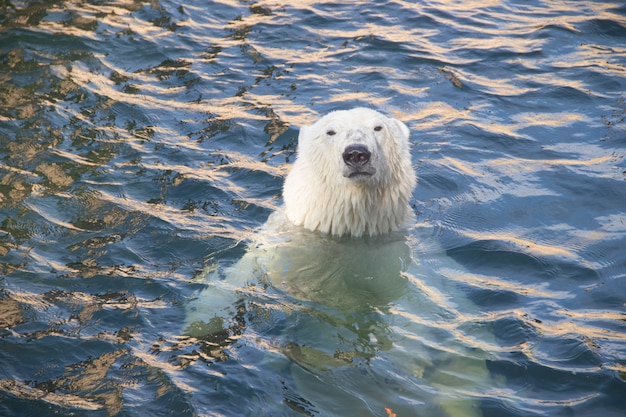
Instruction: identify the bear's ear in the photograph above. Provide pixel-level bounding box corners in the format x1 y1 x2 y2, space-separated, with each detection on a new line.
389 118 410 141
298 125 312 143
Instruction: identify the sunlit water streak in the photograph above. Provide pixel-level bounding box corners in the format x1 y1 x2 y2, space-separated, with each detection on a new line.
1 0 625 416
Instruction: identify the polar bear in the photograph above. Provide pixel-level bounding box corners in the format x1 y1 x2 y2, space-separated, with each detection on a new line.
185 108 490 417
186 107 417 332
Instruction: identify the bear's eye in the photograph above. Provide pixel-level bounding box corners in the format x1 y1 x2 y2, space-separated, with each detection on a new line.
374 125 383 132
326 129 336 136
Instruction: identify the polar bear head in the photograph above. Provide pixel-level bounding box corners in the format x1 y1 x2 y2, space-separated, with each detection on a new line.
283 108 417 237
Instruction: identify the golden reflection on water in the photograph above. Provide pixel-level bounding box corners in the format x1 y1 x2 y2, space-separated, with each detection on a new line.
26 200 84 232
441 268 568 299
0 295 24 329
210 150 289 178
0 379 105 411
458 229 576 258
403 101 478 129
401 270 460 317
490 154 616 169
442 156 483 177
452 37 543 54
514 111 588 127
323 91 390 107
95 188 244 240
557 308 626 330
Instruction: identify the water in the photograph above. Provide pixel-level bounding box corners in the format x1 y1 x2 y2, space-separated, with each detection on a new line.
1 0 625 416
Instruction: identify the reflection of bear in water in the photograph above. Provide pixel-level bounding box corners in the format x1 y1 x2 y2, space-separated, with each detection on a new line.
186 108 490 417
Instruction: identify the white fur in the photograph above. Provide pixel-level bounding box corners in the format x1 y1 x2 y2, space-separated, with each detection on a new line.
283 108 416 237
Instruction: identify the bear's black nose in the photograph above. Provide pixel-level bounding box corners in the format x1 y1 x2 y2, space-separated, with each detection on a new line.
342 145 371 166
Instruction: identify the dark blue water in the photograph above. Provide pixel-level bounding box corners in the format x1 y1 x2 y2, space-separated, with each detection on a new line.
1 1 625 416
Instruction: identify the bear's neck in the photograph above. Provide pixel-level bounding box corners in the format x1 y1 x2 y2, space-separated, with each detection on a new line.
286 179 412 238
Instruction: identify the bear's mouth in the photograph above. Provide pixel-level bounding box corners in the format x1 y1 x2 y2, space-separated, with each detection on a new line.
348 171 373 178
344 167 376 180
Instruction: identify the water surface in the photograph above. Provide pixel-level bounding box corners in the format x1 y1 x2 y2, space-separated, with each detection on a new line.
1 1 625 416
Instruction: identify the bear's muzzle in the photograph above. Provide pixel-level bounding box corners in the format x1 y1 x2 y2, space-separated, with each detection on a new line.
342 144 376 179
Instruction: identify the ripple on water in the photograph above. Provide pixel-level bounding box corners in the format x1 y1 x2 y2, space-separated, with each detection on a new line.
1 0 625 416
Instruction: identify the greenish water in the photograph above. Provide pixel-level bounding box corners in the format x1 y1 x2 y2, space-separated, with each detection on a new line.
1 1 625 416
